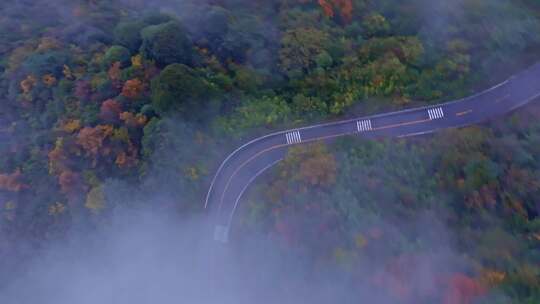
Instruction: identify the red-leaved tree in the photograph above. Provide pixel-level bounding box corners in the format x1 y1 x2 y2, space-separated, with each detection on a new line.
99 99 122 122
318 0 353 23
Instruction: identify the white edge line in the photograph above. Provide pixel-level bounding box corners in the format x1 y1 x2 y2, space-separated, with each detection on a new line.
397 130 436 138
206 70 521 209
219 87 540 232
221 84 540 229
510 91 540 111
226 158 284 228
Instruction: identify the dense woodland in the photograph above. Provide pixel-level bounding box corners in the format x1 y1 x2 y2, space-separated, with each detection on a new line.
1 0 540 303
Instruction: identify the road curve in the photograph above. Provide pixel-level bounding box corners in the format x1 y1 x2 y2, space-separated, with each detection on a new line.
206 63 540 242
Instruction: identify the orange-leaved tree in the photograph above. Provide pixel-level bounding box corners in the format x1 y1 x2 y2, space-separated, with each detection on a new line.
318 0 354 23
278 143 337 191
0 170 28 192
119 112 147 128
99 99 122 122
58 170 86 202
442 273 486 304
121 78 144 99
76 125 114 162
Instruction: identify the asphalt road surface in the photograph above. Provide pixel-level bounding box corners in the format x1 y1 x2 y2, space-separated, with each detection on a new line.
205 63 540 243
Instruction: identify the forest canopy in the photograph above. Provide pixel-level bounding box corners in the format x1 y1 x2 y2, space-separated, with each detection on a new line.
1 0 540 303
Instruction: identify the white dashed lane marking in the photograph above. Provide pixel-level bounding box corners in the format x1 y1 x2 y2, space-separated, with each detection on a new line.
357 119 372 132
214 225 229 243
285 130 302 144
428 107 445 120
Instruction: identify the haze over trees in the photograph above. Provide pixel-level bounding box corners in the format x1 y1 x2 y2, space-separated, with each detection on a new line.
1 0 540 303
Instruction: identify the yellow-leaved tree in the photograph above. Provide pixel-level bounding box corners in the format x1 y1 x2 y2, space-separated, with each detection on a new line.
85 185 106 214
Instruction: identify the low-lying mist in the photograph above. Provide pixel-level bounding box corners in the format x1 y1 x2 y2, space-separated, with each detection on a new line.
0 200 470 304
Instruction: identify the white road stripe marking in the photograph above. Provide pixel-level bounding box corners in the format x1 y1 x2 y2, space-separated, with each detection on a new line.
357 119 372 132
286 131 302 144
214 225 229 243
205 68 521 212
428 107 444 120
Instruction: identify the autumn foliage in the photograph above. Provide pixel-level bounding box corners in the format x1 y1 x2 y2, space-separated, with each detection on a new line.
298 147 337 187
42 74 57 87
60 119 82 133
58 170 85 198
369 255 487 304
20 75 37 94
119 112 148 128
115 148 138 169
121 78 144 99
0 170 28 192
442 273 486 304
318 0 353 23
108 61 122 84
76 125 114 160
48 138 70 175
3 3 540 302
99 99 122 122
74 80 92 101
279 143 337 190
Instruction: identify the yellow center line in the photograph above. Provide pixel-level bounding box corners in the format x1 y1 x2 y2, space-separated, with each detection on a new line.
373 118 431 131
218 116 436 211
456 109 473 116
218 133 347 211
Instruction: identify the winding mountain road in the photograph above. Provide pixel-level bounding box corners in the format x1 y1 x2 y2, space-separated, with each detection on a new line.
205 63 540 243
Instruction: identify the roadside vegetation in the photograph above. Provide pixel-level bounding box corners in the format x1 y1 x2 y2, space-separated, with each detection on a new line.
1 1 540 303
